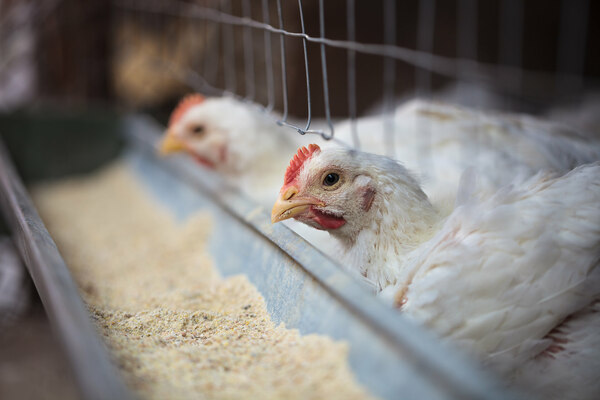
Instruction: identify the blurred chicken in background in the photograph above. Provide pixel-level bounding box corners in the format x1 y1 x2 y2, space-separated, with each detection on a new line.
158 93 337 255
159 94 320 205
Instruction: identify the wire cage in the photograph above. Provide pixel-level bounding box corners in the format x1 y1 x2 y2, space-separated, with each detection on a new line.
3 0 598 143
106 0 599 138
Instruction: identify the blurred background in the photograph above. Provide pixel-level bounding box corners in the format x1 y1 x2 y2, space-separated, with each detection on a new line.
0 0 598 398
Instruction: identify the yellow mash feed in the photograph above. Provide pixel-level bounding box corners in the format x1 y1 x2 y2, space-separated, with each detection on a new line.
31 162 374 400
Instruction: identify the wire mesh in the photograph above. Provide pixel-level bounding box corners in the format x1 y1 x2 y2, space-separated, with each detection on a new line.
3 0 596 116
110 0 596 144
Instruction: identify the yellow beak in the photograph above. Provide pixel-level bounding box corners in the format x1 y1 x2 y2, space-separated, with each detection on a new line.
271 187 324 223
159 131 186 155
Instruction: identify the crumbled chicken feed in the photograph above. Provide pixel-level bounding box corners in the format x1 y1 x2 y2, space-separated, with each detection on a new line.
31 162 374 400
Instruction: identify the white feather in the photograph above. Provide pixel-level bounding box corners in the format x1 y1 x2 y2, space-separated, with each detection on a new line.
388 163 600 398
297 144 600 399
333 99 600 202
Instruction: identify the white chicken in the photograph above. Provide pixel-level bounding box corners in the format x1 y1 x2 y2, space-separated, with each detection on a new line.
334 100 600 202
158 94 335 253
159 94 319 205
271 144 600 400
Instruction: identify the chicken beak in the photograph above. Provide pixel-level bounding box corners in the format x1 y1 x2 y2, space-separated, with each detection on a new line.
159 131 186 155
271 187 323 223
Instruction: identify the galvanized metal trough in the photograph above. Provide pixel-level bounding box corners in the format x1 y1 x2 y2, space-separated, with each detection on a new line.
0 112 521 400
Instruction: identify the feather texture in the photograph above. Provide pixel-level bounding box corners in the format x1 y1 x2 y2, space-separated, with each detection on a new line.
333 100 600 203
399 164 600 372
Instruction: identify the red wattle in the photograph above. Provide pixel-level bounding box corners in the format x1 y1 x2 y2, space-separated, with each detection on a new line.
311 208 346 229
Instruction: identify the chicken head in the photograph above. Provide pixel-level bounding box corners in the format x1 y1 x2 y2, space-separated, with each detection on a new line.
159 93 235 169
271 144 387 241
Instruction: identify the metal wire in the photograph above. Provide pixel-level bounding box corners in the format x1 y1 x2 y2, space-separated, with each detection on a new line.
242 0 255 101
115 0 594 101
556 0 590 94
346 0 359 148
113 0 596 142
415 0 436 178
457 0 478 92
267 0 332 139
297 0 312 133
457 0 481 171
221 0 236 95
203 0 219 88
261 0 275 112
457 0 477 62
499 0 523 90
382 0 396 158
416 0 435 97
318 0 334 139
276 0 289 122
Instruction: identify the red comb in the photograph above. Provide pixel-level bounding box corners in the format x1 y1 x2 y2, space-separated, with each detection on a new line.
284 144 321 185
168 94 205 127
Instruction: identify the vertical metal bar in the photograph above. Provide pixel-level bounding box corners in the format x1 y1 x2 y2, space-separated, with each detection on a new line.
298 0 312 133
276 0 289 122
204 0 219 87
556 0 589 95
346 0 360 148
499 0 523 91
457 0 478 80
167 1 187 81
200 3 209 86
242 0 255 101
457 0 480 167
415 0 436 179
221 0 236 94
188 0 204 82
457 0 477 60
416 0 436 97
318 0 334 139
383 0 396 157
261 0 275 111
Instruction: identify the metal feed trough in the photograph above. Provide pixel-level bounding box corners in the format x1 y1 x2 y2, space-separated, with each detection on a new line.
0 112 521 400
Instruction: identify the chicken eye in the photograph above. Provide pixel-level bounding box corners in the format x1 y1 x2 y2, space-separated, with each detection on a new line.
323 173 339 186
191 125 205 135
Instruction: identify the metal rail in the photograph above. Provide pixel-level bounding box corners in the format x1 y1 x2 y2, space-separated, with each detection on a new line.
0 138 133 400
